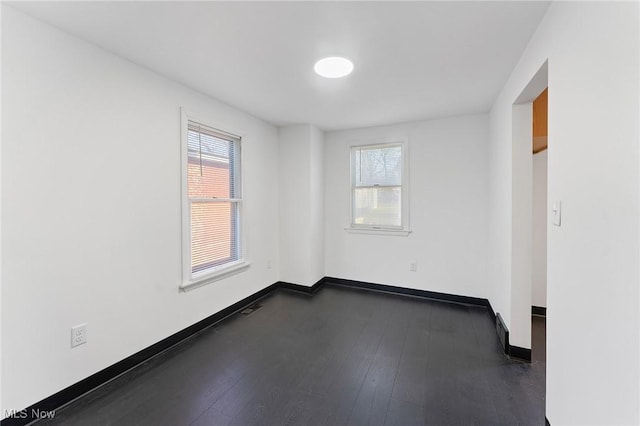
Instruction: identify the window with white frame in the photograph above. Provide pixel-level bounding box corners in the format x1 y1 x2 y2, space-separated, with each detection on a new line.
181 115 246 289
350 142 409 232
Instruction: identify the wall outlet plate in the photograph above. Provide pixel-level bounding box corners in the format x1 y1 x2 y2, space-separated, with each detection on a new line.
71 323 87 348
409 261 417 272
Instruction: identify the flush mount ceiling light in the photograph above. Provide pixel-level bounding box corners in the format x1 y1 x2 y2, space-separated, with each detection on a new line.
314 56 354 78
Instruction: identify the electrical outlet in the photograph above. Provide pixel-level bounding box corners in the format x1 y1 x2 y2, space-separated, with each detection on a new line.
71 323 87 348
267 260 272 270
409 262 418 272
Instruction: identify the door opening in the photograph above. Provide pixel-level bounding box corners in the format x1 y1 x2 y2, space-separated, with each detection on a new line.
510 60 547 359
531 87 547 367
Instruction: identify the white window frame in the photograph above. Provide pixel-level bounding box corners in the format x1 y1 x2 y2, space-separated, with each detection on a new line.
346 139 411 236
180 109 249 291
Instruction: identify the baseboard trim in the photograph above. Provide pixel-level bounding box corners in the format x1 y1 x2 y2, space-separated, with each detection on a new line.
546 416 551 426
509 345 532 362
0 283 279 426
532 305 547 317
276 277 325 295
324 276 489 308
494 312 532 362
2 276 522 425
495 312 510 354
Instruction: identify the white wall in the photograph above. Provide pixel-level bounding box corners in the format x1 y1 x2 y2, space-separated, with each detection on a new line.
510 103 533 349
324 114 489 298
1 6 280 413
487 2 639 423
278 124 324 286
279 125 311 285
532 150 547 308
309 126 325 283
0 3 3 417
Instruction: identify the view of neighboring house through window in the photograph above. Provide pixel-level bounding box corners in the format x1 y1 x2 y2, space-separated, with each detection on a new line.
186 120 242 278
351 143 404 229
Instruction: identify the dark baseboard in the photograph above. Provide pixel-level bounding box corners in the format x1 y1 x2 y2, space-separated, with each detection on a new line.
495 312 510 354
2 276 520 425
494 312 531 362
324 276 489 308
1 282 279 426
532 306 547 317
546 416 551 426
276 277 325 295
509 345 532 362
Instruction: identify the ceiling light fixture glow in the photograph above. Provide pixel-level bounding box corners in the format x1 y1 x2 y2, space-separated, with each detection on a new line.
314 56 354 78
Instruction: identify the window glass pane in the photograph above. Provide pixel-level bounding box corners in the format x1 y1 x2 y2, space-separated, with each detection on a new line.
191 201 239 273
353 187 401 227
187 129 240 199
355 145 402 187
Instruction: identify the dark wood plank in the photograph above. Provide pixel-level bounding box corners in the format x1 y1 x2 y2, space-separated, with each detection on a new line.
38 287 546 426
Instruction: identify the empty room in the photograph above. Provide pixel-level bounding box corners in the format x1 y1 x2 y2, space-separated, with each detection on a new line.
1 1 639 425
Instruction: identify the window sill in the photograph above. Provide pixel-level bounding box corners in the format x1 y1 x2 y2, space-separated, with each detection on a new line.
344 227 412 236
180 261 251 292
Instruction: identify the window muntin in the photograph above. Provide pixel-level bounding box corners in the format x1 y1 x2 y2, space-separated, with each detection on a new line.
351 143 404 229
185 120 242 278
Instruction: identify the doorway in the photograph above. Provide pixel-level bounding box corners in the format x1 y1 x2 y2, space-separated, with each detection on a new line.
510 60 548 358
531 87 547 366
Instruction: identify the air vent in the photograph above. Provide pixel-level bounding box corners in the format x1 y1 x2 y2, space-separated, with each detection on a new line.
240 303 263 316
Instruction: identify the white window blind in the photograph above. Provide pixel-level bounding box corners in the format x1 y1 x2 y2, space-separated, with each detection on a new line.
187 121 242 275
351 143 403 228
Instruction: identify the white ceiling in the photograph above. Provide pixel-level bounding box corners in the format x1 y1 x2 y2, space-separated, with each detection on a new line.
10 1 550 131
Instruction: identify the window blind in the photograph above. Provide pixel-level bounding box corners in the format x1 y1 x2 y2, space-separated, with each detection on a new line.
187 121 241 274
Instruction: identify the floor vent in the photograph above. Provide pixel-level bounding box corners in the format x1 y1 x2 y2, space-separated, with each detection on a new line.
240 303 263 315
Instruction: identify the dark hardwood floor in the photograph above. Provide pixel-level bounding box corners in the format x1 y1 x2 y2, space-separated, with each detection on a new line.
39 285 546 425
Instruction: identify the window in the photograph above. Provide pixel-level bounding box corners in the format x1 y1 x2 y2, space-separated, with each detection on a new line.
181 113 247 290
349 142 410 234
